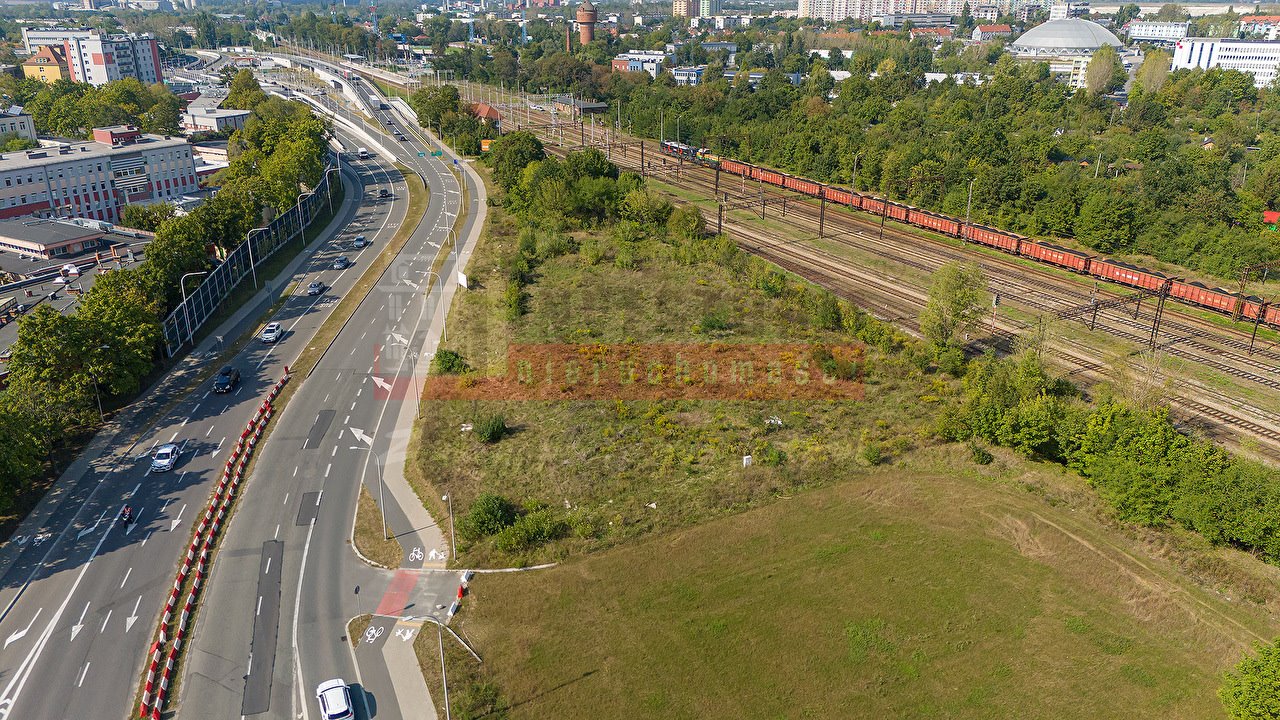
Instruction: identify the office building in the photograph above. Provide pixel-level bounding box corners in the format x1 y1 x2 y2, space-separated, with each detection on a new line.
0 125 198 222
1173 37 1280 88
1124 20 1188 43
64 32 163 87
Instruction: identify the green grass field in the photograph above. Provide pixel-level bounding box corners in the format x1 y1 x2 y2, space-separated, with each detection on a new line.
441 454 1280 720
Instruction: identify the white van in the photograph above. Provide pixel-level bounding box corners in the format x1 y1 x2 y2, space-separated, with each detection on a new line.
357 147 369 159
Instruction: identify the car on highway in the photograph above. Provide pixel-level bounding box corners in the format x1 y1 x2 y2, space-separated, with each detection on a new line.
151 443 180 473
378 188 389 198
384 119 394 126
397 133 407 141
261 322 283 343
307 280 326 296
351 235 368 249
315 679 355 720
333 256 351 270
212 365 240 393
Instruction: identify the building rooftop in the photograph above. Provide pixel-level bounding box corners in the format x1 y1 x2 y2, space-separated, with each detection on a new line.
1011 18 1122 55
0 134 188 174
0 217 107 248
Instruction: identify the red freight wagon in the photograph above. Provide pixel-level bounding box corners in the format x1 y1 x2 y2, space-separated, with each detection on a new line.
1169 281 1238 315
886 202 909 221
964 224 1020 252
720 160 751 177
784 176 821 196
1020 242 1092 272
1239 297 1266 321
1090 259 1169 291
861 196 886 214
1265 304 1280 327
756 169 784 186
908 208 961 236
826 187 854 206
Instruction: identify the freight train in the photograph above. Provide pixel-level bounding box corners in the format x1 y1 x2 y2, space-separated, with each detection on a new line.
659 141 1280 327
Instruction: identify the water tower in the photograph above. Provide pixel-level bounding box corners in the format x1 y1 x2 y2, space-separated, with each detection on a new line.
576 0 597 45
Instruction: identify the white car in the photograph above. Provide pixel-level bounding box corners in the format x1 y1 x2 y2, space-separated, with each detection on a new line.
260 322 282 343
315 678 355 720
151 443 180 473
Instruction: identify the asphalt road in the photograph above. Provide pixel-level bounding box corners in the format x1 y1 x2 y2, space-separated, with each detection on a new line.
178 58 480 720
0 133 399 718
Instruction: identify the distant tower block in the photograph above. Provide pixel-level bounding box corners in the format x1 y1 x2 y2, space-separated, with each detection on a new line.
576 0 597 45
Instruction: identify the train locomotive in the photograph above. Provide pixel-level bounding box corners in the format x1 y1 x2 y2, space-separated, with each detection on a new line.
660 141 1279 327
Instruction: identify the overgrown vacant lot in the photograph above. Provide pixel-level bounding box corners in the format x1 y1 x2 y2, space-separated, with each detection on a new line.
452 456 1279 720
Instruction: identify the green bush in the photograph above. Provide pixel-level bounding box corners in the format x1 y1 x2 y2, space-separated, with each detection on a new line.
613 244 636 270
431 349 471 375
755 442 787 466
579 238 603 265
969 442 993 465
457 493 519 541
811 345 858 381
809 291 843 331
1220 640 1280 720
503 280 525 321
699 310 731 333
860 441 883 466
536 233 574 260
474 414 508 443
494 509 568 552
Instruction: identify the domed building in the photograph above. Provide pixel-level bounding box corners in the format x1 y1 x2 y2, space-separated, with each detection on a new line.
1010 18 1123 57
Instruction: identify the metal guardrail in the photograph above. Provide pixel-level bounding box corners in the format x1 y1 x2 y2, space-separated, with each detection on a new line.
160 163 338 357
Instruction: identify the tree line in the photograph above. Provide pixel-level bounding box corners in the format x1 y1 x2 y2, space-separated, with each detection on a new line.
0 75 182 140
0 72 328 515
425 25 1280 280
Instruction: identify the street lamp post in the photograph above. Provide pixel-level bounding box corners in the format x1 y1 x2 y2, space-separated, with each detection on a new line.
963 177 977 241
437 619 452 720
442 493 456 561
180 271 208 347
246 227 268 289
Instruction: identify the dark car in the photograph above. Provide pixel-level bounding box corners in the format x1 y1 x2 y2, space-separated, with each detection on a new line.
307 280 325 296
333 256 351 270
212 365 240 393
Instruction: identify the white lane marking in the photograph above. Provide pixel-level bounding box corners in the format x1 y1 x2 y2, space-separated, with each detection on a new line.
324 463 331 478
170 503 186 532
168 431 178 442
125 596 141 632
264 558 271 575
350 401 356 411
4 609 41 648
344 415 349 424
181 416 189 427
293 466 299 477
142 531 151 547
119 567 132 588
356 388 362 397
128 482 140 498
99 610 111 633
70 603 89 642
202 392 210 400
205 425 214 438
316 492 322 506
282 492 289 505
290 519 317 720
274 524 280 540
257 596 263 616
331 446 337 457
160 498 170 513
323 393 330 404
76 663 90 687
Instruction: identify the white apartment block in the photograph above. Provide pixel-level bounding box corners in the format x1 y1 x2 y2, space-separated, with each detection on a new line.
0 110 36 142
0 126 197 223
1125 21 1188 42
1239 15 1280 40
1173 38 1280 88
21 27 94 53
800 0 922 22
64 33 163 87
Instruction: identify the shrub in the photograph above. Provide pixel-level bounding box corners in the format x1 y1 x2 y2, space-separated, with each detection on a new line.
537 233 574 260
579 238 603 265
935 346 968 376
474 413 508 443
614 245 636 270
503 280 525 321
811 345 858 381
969 441 994 465
1220 640 1280 720
809 291 843 331
755 442 787 466
457 493 519 541
699 310 731 333
431 349 471 375
494 509 568 552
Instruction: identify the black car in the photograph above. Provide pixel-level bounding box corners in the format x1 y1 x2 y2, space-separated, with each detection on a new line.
212 365 240 393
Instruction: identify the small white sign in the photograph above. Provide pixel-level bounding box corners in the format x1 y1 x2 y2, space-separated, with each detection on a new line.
457 271 468 289
743 455 753 468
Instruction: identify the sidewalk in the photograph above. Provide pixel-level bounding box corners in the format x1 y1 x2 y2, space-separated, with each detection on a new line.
0 166 363 605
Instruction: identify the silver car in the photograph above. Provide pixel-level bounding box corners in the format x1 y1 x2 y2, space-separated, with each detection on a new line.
260 322 282 343
151 443 180 473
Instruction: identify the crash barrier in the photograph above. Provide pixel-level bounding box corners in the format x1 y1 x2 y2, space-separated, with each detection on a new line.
139 369 290 718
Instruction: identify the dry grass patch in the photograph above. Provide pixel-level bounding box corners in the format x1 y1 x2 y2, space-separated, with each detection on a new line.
354 484 403 568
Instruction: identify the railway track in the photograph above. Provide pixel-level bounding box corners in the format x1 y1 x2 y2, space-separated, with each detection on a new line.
414 83 1280 458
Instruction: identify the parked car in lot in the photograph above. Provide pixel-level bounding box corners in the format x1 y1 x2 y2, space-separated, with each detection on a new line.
333 256 351 270
212 365 240 393
307 280 326 296
260 322 282 343
151 443 180 473
315 679 355 720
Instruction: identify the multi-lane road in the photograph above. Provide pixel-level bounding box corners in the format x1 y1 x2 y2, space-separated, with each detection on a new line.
0 56 480 720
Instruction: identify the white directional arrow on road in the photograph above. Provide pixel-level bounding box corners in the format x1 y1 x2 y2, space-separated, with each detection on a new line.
4 609 40 648
350 427 373 446
401 278 419 290
371 376 393 393
70 602 88 642
125 596 141 633
388 332 408 346
170 503 186 532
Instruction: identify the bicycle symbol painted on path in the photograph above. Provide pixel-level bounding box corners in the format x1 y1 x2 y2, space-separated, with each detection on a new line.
408 546 424 563
363 625 385 644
